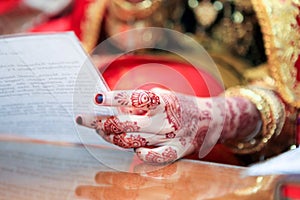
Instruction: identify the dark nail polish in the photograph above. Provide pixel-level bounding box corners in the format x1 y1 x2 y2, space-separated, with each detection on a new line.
95 94 103 104
76 116 83 125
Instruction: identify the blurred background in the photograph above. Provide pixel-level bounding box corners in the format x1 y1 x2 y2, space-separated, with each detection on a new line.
0 0 268 87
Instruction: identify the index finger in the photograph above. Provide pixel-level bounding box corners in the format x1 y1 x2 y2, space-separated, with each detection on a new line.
95 90 162 111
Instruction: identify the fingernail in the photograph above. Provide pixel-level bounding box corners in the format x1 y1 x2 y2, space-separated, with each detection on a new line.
95 93 104 104
76 116 83 125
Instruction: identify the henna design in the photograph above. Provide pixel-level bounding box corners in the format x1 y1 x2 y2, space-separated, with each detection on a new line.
91 119 102 131
228 100 237 131
237 113 253 133
166 132 176 139
121 121 140 133
103 117 140 135
104 117 123 135
237 99 249 133
220 97 261 139
205 101 212 108
237 97 248 111
189 116 200 135
144 147 177 163
221 99 236 135
131 90 160 110
113 133 148 148
236 98 259 134
162 147 178 162
177 95 206 149
179 137 186 146
199 110 212 121
162 94 181 130
234 99 245 133
114 91 130 106
192 126 208 149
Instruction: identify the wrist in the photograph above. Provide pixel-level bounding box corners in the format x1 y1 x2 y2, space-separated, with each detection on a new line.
223 86 286 154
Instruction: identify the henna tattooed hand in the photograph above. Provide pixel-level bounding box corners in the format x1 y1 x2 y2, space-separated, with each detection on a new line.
76 88 260 164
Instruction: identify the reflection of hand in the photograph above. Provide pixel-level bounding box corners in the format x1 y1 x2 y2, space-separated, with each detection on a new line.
75 161 270 200
76 163 178 200
77 88 260 163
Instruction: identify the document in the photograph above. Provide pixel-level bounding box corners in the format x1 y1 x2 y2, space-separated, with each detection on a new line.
0 32 113 145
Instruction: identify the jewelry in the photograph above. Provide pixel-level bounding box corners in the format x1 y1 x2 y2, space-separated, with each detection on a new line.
224 86 286 154
110 0 162 21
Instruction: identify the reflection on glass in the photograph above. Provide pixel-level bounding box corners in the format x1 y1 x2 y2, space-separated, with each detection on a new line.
75 160 277 200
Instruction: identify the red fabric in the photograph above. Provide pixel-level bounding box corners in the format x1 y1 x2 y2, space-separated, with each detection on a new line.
281 183 300 199
295 7 300 81
70 0 92 40
297 6 300 25
295 56 300 81
28 0 93 39
0 0 21 14
29 15 72 32
101 55 224 97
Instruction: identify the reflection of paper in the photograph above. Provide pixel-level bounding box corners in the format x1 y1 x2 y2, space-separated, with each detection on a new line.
244 148 300 176
0 141 135 199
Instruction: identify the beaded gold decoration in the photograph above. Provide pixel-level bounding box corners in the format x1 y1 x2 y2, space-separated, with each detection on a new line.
224 86 286 154
251 0 300 108
81 0 108 52
111 0 162 21
81 0 164 52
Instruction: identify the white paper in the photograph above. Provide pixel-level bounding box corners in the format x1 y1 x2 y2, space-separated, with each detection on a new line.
0 32 113 145
243 147 300 176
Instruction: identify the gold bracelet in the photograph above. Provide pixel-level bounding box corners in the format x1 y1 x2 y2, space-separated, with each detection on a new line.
224 86 286 154
249 86 286 138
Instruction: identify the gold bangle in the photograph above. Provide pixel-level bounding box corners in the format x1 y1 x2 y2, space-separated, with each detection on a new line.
250 86 286 138
224 86 286 154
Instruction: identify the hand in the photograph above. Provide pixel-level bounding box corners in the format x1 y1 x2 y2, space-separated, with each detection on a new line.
76 88 225 163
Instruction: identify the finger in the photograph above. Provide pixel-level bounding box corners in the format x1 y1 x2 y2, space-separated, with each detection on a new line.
119 107 149 115
106 132 167 149
150 87 172 94
76 114 147 133
76 114 168 148
122 87 174 116
135 146 180 164
94 90 163 111
76 114 174 135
